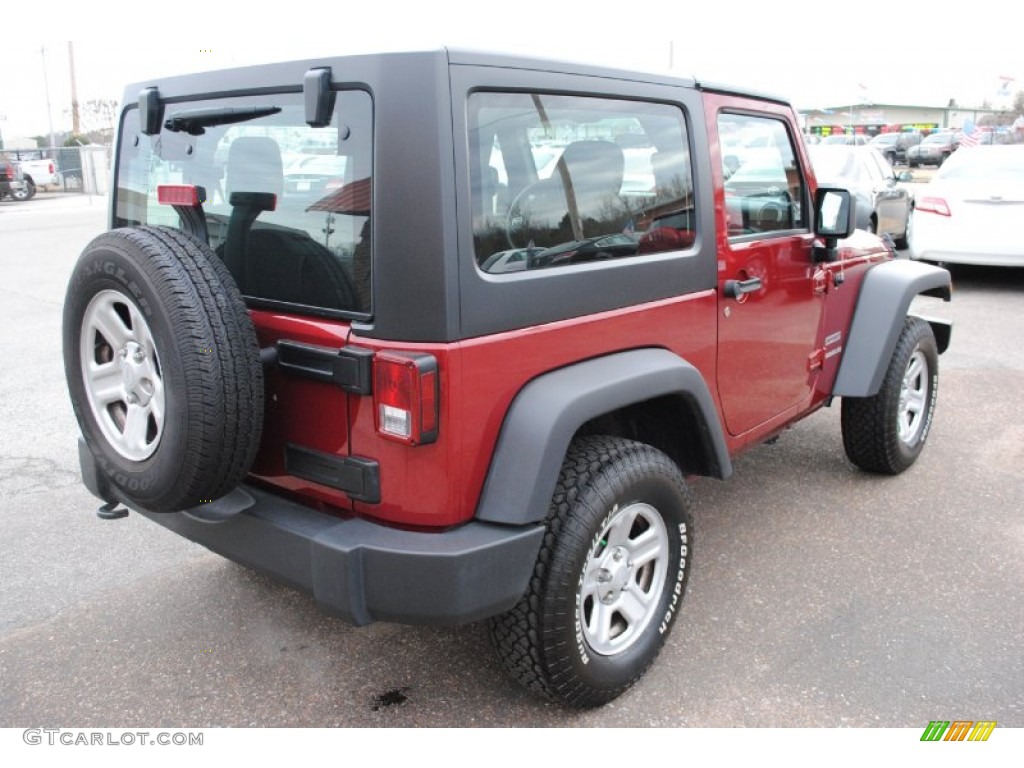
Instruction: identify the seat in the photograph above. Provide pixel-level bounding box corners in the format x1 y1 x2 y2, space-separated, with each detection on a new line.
512 140 626 246
554 139 625 222
221 137 285 289
218 137 360 311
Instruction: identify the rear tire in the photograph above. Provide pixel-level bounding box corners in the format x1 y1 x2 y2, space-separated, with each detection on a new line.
841 317 938 474
63 226 264 512
12 179 36 201
489 436 693 708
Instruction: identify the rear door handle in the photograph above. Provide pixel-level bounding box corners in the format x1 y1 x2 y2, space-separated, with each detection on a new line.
724 278 763 299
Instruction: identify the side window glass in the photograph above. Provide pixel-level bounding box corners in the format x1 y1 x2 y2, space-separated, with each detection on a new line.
719 113 807 237
469 92 694 273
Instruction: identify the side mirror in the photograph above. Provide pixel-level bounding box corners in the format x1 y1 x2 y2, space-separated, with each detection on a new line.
814 187 854 239
813 187 854 262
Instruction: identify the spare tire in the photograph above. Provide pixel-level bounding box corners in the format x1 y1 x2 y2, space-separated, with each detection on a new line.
63 226 264 512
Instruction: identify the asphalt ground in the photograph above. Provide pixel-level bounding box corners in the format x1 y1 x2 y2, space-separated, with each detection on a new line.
0 191 1021 736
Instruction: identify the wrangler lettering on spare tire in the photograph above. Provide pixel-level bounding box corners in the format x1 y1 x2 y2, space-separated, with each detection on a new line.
62 226 264 512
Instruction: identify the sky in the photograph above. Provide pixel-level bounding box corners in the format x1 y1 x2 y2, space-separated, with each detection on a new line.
2 3 1020 142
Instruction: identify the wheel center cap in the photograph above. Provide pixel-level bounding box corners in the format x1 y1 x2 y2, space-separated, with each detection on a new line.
120 342 153 407
597 546 632 601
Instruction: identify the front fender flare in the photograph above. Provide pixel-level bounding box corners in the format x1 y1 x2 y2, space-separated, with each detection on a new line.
833 259 951 397
475 348 731 527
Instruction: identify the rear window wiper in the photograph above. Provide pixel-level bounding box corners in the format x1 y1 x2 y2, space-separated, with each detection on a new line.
164 106 282 135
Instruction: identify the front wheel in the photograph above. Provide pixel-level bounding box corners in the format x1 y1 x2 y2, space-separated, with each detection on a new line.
841 316 938 474
489 436 693 708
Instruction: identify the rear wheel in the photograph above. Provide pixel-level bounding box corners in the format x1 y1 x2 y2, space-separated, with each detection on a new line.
12 179 35 201
841 317 938 474
489 436 693 708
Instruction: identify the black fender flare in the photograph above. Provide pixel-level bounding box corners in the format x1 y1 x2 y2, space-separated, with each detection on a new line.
475 348 732 526
833 259 952 398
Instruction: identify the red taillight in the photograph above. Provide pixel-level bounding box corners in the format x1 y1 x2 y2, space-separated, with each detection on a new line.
47 162 55 174
916 196 951 217
373 352 439 445
157 184 204 206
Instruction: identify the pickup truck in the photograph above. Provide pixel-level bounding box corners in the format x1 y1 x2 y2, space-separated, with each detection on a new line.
0 159 29 201
1 150 62 199
62 48 952 708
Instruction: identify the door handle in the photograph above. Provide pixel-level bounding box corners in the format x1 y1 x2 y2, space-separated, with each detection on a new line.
724 277 763 299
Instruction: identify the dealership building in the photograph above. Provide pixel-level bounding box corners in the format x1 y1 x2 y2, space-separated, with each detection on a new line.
799 103 1009 137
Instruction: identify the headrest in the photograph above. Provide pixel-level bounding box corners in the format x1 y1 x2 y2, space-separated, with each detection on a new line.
226 136 283 199
557 140 625 198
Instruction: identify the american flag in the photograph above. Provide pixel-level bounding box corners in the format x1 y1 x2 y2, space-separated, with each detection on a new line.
959 118 981 148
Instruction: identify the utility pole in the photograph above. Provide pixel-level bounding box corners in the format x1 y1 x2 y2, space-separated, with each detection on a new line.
41 46 56 148
69 41 81 137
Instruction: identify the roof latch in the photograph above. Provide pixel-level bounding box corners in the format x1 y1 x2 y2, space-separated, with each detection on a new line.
138 86 163 136
304 67 336 128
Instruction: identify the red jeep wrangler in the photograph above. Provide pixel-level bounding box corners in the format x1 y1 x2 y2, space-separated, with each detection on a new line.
62 50 951 708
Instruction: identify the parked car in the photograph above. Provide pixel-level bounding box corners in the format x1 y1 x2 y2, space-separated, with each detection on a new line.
809 145 914 248
907 132 958 167
283 153 347 199
821 133 870 146
868 131 922 166
909 145 1024 267
479 246 543 273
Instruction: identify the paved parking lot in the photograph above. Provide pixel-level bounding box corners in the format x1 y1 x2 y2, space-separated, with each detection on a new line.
0 191 1021 729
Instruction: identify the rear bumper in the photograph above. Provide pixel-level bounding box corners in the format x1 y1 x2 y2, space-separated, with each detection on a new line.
80 442 543 626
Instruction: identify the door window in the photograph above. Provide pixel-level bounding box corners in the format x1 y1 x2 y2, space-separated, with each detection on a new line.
720 113 807 237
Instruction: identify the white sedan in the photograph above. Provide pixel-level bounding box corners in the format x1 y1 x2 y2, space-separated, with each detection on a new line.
909 145 1024 267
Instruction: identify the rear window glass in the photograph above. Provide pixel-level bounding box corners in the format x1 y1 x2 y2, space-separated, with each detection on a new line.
115 90 372 316
468 92 694 274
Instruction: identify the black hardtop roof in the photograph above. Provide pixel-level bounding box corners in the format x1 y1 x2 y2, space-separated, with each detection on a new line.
121 47 791 107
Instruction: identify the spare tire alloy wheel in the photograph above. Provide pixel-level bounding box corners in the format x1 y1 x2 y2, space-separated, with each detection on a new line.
490 436 693 708
80 289 165 461
63 226 264 512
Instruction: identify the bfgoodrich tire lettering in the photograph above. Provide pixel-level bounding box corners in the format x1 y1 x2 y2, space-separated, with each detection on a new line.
841 316 938 475
63 226 264 512
488 435 693 708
